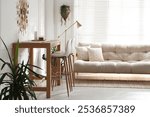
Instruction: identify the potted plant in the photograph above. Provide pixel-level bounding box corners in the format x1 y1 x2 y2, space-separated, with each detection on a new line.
0 37 42 100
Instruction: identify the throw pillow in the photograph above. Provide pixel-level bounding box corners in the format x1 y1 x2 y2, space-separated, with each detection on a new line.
90 43 101 48
76 47 89 60
88 48 104 61
78 42 90 47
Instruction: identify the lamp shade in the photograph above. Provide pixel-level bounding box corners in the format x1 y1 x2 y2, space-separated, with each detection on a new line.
76 21 82 28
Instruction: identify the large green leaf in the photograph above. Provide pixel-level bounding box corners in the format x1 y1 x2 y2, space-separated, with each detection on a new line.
0 73 9 84
0 37 43 100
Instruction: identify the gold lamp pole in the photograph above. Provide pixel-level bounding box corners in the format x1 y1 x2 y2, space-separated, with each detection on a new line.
58 20 82 51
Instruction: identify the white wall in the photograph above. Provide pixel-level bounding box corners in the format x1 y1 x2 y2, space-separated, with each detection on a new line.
28 0 39 40
0 0 18 70
0 0 43 73
0 0 40 45
38 0 45 38
45 0 54 40
0 0 74 52
0 0 77 77
1 0 18 47
54 0 74 51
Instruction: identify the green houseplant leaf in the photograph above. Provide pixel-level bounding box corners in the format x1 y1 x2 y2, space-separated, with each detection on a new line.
0 37 43 100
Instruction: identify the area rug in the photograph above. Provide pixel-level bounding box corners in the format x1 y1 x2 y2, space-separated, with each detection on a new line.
74 73 150 89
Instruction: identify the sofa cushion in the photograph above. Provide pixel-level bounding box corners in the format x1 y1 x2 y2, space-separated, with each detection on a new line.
78 42 102 48
102 44 150 61
74 60 116 73
74 60 101 73
115 62 132 73
76 47 89 60
78 42 90 47
98 62 116 73
103 52 122 60
102 44 116 52
90 43 102 48
128 45 150 53
88 48 104 61
131 62 150 74
74 60 150 74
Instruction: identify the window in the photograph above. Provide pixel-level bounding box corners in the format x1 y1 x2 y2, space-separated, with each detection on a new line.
74 0 150 44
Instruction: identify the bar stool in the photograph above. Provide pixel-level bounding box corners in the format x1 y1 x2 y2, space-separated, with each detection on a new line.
51 52 74 96
43 40 74 97
42 40 74 97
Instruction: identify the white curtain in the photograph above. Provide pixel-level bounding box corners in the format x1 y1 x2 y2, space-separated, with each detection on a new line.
75 0 150 44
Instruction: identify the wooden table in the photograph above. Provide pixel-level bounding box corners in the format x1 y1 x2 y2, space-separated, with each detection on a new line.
12 40 60 98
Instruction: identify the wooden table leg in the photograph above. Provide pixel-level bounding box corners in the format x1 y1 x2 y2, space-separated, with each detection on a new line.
29 48 34 80
12 41 60 98
46 46 51 98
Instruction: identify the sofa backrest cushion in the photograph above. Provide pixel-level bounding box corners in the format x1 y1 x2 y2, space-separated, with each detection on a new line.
78 42 150 61
102 44 150 61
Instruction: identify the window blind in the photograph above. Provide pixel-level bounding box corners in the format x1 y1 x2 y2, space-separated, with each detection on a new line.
75 0 150 44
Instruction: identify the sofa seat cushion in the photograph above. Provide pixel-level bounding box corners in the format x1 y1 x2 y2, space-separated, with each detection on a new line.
74 60 116 73
74 60 150 74
74 60 102 73
132 62 150 74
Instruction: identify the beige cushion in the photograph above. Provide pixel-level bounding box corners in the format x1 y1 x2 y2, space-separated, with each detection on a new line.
78 42 90 47
76 47 89 60
74 60 150 74
131 62 150 74
74 60 101 73
115 62 132 73
88 48 104 61
103 52 121 60
90 43 102 48
78 42 102 48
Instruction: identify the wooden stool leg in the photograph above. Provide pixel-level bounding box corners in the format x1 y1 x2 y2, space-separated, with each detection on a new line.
72 54 75 87
64 57 70 97
71 54 75 87
68 54 75 87
68 55 73 91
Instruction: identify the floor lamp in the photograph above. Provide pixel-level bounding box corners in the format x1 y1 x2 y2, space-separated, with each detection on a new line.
57 20 82 52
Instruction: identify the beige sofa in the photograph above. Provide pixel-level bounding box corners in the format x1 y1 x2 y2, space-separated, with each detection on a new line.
74 43 150 74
